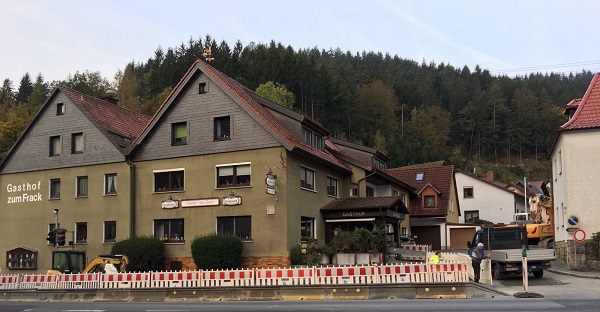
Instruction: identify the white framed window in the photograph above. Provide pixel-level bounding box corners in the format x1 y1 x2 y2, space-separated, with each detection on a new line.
154 169 184 192
350 188 358 196
366 186 374 197
301 217 315 241
217 216 251 241
300 166 315 191
216 163 251 188
401 193 407 204
105 173 117 195
463 187 474 198
465 210 480 222
327 176 338 197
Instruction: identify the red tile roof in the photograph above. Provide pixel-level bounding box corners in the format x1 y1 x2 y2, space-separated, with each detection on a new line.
320 196 409 214
387 161 454 217
60 86 151 149
559 73 600 131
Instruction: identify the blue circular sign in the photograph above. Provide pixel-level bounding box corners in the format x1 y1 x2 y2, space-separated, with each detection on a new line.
567 215 580 227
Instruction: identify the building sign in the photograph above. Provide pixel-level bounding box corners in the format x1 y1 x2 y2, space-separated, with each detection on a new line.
342 211 367 217
161 196 179 209
6 181 43 204
266 188 276 195
265 176 276 187
181 198 220 208
386 210 405 220
223 196 242 206
265 171 276 195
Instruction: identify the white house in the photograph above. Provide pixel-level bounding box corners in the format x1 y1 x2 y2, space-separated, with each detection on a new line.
552 73 600 245
455 170 525 224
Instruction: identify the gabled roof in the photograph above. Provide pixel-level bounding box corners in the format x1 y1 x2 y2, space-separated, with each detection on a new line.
387 161 454 217
320 196 409 214
327 137 390 171
131 60 351 173
455 169 524 199
559 73 600 131
416 183 441 195
59 87 151 150
0 87 150 171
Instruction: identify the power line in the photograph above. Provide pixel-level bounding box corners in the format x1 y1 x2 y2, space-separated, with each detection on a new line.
490 60 600 74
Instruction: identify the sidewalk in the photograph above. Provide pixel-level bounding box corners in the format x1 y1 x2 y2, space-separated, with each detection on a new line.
547 258 600 279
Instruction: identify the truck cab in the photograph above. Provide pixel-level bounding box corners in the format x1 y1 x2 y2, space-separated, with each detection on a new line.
50 250 87 274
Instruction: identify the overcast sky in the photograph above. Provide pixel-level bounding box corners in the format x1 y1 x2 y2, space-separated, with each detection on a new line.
2 0 600 86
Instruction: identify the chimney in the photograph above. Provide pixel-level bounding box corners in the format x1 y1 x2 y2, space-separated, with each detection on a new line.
102 88 118 105
482 171 494 182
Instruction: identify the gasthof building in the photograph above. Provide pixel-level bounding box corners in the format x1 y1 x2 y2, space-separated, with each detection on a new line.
0 60 413 273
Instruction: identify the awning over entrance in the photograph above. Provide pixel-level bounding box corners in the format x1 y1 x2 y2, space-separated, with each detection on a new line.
320 196 409 221
320 196 409 245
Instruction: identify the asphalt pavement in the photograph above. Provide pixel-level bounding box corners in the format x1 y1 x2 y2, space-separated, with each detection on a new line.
546 258 600 279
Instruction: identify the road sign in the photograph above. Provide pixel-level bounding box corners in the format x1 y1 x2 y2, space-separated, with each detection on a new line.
567 215 580 227
574 229 586 242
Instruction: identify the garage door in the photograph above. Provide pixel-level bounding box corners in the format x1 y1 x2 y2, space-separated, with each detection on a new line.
449 228 476 250
411 226 441 250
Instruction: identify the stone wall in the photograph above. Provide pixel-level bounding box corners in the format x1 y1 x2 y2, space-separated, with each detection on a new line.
555 240 600 270
165 256 290 271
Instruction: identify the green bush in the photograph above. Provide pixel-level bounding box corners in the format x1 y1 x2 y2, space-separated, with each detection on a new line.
290 244 304 265
191 233 244 270
111 235 165 272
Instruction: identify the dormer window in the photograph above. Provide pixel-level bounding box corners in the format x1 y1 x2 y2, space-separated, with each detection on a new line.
301 127 324 151
373 157 387 170
424 195 435 207
415 173 424 181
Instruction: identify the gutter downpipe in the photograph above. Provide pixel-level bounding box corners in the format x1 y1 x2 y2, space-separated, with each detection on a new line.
126 158 136 238
356 170 377 197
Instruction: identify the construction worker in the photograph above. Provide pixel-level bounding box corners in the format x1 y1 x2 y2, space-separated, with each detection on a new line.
429 251 441 264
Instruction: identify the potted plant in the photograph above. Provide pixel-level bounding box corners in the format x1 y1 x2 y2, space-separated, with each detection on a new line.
331 228 356 265
353 227 373 265
319 244 334 265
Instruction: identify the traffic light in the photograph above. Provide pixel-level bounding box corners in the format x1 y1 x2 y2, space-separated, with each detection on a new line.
46 230 56 245
56 228 67 247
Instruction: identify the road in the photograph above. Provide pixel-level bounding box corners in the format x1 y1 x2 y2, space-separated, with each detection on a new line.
1 269 598 311
1 299 599 312
489 268 600 299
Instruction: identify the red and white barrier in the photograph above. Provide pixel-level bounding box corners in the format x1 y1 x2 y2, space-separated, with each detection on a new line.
201 269 254 287
19 274 58 289
377 263 429 283
1 260 470 290
150 271 201 288
100 272 150 289
255 267 314 286
57 273 100 289
0 275 20 290
429 262 469 283
315 266 378 285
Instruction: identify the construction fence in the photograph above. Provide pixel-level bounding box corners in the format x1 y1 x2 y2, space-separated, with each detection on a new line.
0 261 469 290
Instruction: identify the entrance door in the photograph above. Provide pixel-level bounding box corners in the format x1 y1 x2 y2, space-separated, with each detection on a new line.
411 226 441 250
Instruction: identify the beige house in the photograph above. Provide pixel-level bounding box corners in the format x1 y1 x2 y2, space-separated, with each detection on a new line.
552 73 600 255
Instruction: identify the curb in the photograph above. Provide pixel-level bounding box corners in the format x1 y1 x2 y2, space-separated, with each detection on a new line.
547 268 600 279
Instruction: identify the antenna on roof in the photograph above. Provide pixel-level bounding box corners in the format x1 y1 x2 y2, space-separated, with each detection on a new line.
202 46 214 62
